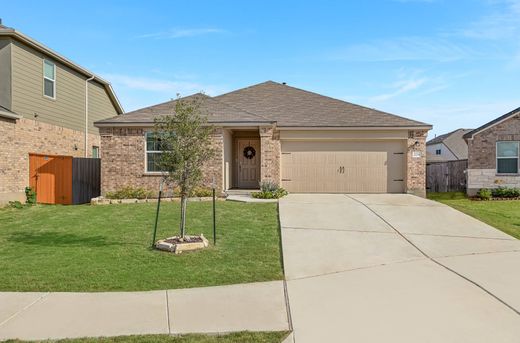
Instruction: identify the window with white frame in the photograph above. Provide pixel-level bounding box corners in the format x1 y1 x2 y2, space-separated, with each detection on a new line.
145 132 167 172
43 59 56 98
435 149 441 155
497 141 519 174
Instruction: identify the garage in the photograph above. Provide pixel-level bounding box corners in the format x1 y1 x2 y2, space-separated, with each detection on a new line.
281 140 406 193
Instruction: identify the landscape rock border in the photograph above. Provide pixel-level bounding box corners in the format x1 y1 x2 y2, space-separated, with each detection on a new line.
91 196 225 205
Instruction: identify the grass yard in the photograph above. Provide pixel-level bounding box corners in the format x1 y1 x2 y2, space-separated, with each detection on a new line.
3 332 290 343
428 192 520 239
0 201 283 292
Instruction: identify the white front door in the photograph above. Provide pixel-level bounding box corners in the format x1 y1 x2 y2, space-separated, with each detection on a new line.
237 139 260 188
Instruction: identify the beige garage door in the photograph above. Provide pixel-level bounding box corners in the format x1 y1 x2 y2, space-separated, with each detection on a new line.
281 140 406 193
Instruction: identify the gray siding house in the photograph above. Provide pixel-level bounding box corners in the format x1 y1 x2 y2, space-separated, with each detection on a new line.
0 22 123 204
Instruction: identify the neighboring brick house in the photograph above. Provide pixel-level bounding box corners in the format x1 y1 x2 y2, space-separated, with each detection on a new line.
464 107 520 196
426 128 472 163
0 22 123 204
95 81 431 197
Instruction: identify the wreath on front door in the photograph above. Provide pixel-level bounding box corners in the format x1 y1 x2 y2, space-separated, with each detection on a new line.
243 146 256 159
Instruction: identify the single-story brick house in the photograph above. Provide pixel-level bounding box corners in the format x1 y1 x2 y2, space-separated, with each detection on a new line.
464 107 520 196
94 81 432 196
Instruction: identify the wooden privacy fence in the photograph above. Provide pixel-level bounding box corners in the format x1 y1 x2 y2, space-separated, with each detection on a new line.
29 154 100 205
426 159 468 193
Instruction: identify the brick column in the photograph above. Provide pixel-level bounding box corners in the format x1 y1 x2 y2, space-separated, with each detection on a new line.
406 129 428 197
259 126 281 186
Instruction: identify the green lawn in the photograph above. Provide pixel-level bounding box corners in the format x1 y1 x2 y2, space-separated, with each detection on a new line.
3 332 289 343
0 201 283 292
427 192 520 239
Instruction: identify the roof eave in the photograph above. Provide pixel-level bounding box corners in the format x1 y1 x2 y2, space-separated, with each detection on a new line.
0 109 22 120
464 107 520 140
0 29 124 114
277 125 432 131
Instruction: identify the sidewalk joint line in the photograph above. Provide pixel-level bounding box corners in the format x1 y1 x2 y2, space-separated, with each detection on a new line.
345 194 520 316
0 292 49 328
437 249 520 259
288 258 425 281
405 232 516 241
283 226 394 234
165 290 171 334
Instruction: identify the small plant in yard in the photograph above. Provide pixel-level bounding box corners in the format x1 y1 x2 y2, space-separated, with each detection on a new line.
152 94 215 253
25 186 36 205
477 188 492 200
105 186 154 200
252 181 288 199
492 187 520 198
7 200 25 209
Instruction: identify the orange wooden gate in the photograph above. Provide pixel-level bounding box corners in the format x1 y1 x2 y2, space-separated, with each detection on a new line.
29 153 73 205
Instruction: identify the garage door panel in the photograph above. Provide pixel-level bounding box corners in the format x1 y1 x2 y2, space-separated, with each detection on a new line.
281 141 405 193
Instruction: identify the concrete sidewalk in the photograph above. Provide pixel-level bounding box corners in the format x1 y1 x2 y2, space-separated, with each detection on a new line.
0 281 290 341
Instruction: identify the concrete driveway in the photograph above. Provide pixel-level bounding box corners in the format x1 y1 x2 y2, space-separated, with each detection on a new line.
280 194 520 343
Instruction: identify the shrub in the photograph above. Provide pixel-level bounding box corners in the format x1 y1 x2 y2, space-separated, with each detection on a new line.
25 186 36 205
190 186 213 197
477 188 492 200
252 182 288 199
105 186 154 200
8 201 25 209
491 187 520 199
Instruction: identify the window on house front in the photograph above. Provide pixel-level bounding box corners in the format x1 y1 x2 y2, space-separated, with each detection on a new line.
435 149 442 155
145 132 167 172
43 59 56 98
92 146 99 159
497 141 519 174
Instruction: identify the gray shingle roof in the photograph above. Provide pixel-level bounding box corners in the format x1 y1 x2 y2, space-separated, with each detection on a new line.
95 81 431 128
95 93 273 125
215 81 431 127
427 128 472 160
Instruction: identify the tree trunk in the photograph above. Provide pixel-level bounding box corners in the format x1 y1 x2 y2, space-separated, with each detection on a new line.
179 194 188 238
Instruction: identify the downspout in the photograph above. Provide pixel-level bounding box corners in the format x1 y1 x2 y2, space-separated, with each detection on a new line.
85 75 95 157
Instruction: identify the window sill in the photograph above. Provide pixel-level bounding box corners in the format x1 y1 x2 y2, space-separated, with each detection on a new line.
142 172 166 176
496 173 520 176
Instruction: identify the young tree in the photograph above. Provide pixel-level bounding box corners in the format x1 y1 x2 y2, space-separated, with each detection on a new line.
154 94 215 239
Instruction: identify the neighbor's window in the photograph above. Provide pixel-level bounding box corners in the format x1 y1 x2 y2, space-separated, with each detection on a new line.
497 141 519 174
43 59 56 98
435 149 441 155
92 146 99 159
145 132 167 172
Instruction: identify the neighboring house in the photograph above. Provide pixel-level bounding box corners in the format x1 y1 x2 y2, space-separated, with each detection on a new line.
95 81 431 196
426 129 472 163
464 107 520 196
0 22 123 204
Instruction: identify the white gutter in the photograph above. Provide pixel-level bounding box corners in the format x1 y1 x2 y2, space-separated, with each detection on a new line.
85 75 95 157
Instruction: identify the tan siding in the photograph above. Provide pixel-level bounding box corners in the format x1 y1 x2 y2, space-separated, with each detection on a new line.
10 40 118 135
88 82 118 134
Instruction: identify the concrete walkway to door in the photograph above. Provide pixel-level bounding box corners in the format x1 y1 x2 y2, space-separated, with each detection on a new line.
280 194 520 343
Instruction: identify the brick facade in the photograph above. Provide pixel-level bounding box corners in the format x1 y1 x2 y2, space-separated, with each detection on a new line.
0 117 100 204
259 126 281 185
467 113 520 195
99 127 224 196
406 129 428 197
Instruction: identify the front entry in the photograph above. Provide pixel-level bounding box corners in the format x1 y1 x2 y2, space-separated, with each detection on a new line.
236 138 261 188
